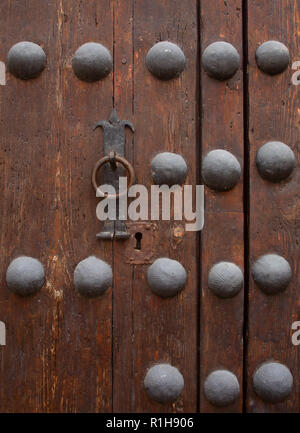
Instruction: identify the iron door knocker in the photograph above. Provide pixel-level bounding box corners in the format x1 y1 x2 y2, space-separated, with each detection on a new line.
92 109 135 240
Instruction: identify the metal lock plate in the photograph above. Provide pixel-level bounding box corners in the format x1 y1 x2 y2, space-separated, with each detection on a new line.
124 222 158 265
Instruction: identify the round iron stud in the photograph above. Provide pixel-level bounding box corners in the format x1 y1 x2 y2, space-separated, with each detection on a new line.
256 141 295 182
147 258 187 298
204 370 240 407
72 42 113 82
144 363 184 404
202 41 240 80
253 362 293 403
252 253 292 295
146 41 186 80
74 256 112 297
151 152 188 186
6 256 45 296
8 41 46 80
256 41 290 75
202 149 241 191
208 262 243 299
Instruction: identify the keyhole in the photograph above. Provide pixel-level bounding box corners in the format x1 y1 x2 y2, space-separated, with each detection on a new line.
135 232 142 250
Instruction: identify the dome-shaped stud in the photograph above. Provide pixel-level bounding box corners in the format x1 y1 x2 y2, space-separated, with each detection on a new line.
251 253 292 295
7 41 46 80
256 141 295 183
147 258 187 298
202 41 240 80
202 149 241 191
256 41 290 75
151 152 188 186
146 41 186 80
204 370 240 407
208 262 244 299
253 362 293 403
6 256 45 296
144 363 184 404
74 256 112 297
72 42 113 82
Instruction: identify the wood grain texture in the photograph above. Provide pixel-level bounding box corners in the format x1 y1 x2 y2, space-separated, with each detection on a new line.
0 0 113 412
58 0 114 413
199 0 244 413
112 0 199 413
0 0 299 414
246 0 300 413
112 0 135 413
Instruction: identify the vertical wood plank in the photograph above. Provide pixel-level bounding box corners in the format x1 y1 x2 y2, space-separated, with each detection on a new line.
133 0 198 413
0 0 62 412
113 0 199 412
199 0 244 413
112 0 135 413
0 0 114 412
246 0 300 413
58 0 114 413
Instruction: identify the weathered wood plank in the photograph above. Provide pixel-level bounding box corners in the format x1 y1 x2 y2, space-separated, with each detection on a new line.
0 0 114 412
199 0 244 413
246 0 300 413
112 0 135 413
113 0 199 412
58 0 114 413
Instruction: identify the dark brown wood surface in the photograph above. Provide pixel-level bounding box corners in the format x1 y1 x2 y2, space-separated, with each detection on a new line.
113 0 199 412
112 0 136 413
0 0 298 413
199 0 244 413
0 0 114 412
246 0 300 413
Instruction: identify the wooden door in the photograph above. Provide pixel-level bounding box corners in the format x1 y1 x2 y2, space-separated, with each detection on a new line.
0 0 298 413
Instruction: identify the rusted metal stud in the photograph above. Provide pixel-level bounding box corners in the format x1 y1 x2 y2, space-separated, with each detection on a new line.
252 253 292 295
208 262 243 299
72 42 113 82
253 362 293 403
146 41 186 80
204 370 240 407
6 256 45 296
256 141 295 182
147 258 187 298
144 363 184 404
202 149 241 191
74 256 112 297
151 152 188 186
256 41 290 75
7 42 46 80
202 41 240 80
